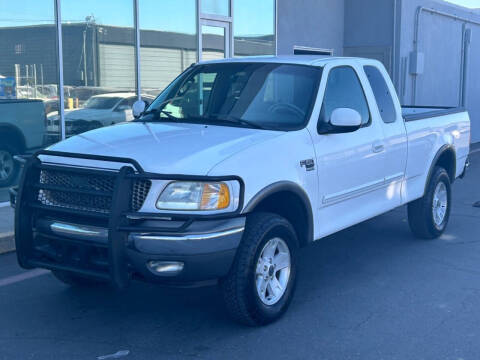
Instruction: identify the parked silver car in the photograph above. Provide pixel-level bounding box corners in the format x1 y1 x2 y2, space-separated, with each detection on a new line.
47 93 155 137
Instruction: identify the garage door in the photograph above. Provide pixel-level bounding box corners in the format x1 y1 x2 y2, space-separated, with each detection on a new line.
99 44 196 93
140 47 196 91
98 44 135 90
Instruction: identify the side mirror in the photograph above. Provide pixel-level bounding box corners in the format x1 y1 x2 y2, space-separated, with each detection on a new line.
318 107 362 134
132 100 146 118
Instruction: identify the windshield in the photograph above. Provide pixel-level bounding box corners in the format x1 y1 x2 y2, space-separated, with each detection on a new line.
83 96 122 110
142 63 322 131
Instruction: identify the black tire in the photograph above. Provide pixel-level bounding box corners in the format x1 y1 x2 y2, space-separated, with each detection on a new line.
51 270 106 287
220 212 298 326
0 142 20 188
408 166 452 239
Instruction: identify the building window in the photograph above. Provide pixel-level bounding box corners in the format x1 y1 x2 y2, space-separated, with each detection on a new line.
59 0 136 137
14 44 25 55
233 0 275 56
139 0 197 97
0 0 60 188
201 0 230 17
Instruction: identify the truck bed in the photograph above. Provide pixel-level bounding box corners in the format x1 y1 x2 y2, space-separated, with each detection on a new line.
402 105 465 122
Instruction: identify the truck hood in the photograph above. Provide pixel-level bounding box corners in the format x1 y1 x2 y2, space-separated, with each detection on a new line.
46 122 283 175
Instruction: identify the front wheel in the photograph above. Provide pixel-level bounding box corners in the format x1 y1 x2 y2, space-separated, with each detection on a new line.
408 166 452 239
220 212 298 326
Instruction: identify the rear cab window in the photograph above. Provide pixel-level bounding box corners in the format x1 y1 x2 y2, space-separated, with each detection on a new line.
364 66 397 124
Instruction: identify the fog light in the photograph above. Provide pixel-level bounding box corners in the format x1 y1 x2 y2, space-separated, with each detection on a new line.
147 261 184 276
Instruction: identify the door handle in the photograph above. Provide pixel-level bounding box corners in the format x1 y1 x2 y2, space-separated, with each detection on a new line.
372 143 385 153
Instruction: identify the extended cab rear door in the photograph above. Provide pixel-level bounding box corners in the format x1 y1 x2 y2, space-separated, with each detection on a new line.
308 62 387 239
362 63 408 207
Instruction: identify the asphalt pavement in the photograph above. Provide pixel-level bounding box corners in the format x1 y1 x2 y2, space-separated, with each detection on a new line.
0 152 479 360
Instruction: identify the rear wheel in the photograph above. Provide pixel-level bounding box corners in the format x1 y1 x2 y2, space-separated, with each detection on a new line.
408 166 452 239
0 143 20 187
220 212 298 326
52 270 106 287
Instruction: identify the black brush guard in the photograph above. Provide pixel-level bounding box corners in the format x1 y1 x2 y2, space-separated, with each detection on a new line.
13 150 244 288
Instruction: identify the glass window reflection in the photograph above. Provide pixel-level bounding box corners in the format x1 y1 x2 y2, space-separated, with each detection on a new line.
59 0 136 138
234 0 275 56
139 0 197 97
202 25 226 61
201 0 230 17
0 0 59 189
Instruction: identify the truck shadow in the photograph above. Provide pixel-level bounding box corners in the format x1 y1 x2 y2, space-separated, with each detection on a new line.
7 203 475 358
51 207 419 328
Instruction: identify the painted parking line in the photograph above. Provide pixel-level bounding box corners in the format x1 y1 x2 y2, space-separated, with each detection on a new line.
0 269 50 288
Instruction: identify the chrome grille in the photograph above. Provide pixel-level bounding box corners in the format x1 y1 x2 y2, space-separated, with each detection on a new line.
37 169 150 213
132 179 151 211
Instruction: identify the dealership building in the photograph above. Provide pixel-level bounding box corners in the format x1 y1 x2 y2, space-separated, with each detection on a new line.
0 0 480 189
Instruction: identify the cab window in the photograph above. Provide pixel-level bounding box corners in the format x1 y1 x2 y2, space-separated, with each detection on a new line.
319 66 370 131
364 66 397 124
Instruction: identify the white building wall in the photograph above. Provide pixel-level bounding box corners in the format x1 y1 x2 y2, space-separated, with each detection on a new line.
398 0 480 142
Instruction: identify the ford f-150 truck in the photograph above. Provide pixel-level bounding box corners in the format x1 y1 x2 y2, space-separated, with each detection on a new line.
12 56 470 326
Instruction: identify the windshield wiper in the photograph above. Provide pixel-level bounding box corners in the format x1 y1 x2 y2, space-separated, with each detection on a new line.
137 109 180 122
210 114 267 130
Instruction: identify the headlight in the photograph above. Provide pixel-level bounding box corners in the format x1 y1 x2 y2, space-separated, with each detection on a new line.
156 181 231 211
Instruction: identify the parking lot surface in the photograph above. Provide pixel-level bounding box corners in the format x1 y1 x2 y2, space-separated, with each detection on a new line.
1 153 479 360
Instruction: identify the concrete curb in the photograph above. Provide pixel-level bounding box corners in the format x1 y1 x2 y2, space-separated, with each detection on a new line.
0 232 15 255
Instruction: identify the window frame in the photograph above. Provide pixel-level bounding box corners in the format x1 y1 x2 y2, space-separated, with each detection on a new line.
363 65 397 124
317 65 372 134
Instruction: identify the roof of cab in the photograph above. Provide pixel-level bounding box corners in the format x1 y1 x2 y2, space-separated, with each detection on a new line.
197 55 368 67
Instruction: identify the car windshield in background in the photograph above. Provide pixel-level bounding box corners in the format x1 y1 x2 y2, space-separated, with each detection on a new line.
83 97 122 110
142 63 322 131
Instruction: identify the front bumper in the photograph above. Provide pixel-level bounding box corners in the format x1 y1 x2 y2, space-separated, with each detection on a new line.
13 150 245 287
32 216 245 284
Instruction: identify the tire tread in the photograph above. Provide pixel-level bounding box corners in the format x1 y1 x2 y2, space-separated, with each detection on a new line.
220 212 297 326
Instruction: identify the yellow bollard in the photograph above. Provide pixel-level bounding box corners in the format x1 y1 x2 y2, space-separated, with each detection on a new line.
67 97 73 109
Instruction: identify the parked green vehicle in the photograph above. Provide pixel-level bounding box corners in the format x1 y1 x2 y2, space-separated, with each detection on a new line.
0 99 47 187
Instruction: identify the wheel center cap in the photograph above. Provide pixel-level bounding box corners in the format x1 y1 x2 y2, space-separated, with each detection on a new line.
268 265 275 277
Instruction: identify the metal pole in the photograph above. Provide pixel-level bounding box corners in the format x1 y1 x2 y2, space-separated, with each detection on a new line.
55 0 66 140
33 64 37 98
134 0 141 100
25 65 29 95
274 0 278 56
14 64 20 98
41 64 44 89
461 28 471 108
197 0 201 62
229 0 233 58
92 27 97 86
392 0 398 88
83 29 88 86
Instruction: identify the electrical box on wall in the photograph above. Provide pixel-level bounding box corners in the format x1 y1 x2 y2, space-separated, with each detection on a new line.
409 51 425 75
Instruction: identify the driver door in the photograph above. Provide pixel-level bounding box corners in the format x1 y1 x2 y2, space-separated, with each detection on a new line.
311 65 387 238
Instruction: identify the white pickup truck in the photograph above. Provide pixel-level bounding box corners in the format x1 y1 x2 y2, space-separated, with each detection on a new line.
12 56 470 326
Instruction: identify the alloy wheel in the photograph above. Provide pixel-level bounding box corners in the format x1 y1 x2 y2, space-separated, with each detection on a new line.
255 237 291 306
